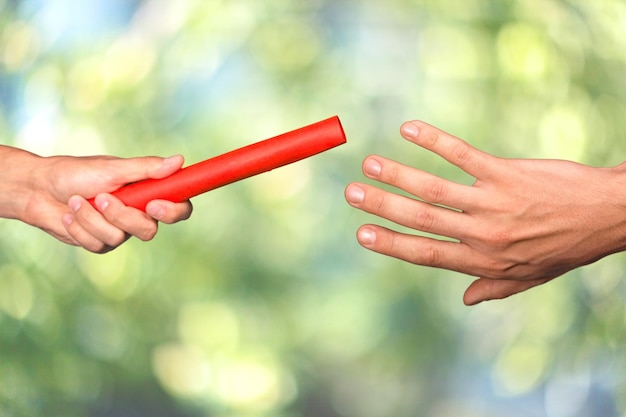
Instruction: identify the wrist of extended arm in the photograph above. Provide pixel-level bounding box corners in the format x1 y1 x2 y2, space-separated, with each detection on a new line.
600 163 626 254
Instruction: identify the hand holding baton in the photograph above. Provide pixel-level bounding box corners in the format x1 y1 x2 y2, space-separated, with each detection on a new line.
89 116 347 211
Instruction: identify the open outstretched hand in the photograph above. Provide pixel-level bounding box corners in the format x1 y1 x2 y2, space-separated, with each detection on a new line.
346 121 626 305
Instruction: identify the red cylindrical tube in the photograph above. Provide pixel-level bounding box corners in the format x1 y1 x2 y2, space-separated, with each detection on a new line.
91 116 346 211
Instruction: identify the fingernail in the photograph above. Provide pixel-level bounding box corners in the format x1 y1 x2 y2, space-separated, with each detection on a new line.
363 158 382 176
69 196 82 212
401 123 419 139
95 195 109 211
346 185 365 204
63 213 74 226
358 227 376 245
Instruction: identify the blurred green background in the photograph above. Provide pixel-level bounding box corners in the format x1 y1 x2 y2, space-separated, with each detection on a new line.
1 0 626 416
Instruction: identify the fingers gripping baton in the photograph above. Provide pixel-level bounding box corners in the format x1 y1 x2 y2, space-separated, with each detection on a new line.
90 116 347 211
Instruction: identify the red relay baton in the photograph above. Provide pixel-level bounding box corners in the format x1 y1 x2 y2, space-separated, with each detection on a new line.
90 116 347 211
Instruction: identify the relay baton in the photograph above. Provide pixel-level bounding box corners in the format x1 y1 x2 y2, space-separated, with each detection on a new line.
90 116 346 211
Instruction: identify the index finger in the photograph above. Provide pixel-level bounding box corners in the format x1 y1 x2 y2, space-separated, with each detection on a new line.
400 121 497 180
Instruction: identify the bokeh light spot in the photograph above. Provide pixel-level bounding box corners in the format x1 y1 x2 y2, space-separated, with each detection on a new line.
104 34 156 89
539 105 587 160
253 20 321 72
177 301 240 352
75 304 128 360
212 355 295 411
497 22 553 79
0 264 34 319
152 343 212 398
419 24 493 79
492 342 550 396
78 248 141 300
2 21 41 71
66 56 110 111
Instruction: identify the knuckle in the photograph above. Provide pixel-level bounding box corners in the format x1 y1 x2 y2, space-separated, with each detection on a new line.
486 230 513 250
105 210 122 225
424 181 447 204
421 243 441 266
388 233 400 253
140 156 159 177
412 209 435 231
382 163 400 183
451 143 471 165
373 193 388 212
105 229 127 247
382 232 441 267
420 130 440 148
87 240 108 254
137 223 158 241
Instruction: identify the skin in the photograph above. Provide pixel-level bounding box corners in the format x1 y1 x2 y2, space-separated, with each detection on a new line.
346 120 626 305
0 145 193 253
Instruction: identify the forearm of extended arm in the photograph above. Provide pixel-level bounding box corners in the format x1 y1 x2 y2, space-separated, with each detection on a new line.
0 145 45 222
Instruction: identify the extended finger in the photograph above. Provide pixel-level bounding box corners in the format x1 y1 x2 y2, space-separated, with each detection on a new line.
346 183 478 241
400 121 497 180
355 224 479 274
94 194 158 241
361 155 483 211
